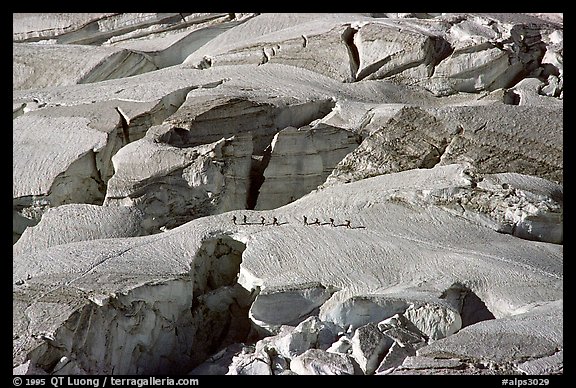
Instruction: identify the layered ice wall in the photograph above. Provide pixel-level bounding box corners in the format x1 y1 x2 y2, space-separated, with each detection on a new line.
14 233 253 374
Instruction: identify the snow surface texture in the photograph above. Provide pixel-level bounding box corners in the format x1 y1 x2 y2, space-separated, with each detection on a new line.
13 13 562 376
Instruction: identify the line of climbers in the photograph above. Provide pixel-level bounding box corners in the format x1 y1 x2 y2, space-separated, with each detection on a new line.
302 216 351 228
231 215 353 228
232 215 279 226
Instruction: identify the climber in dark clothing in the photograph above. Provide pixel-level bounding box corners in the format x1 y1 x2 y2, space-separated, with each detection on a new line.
303 216 308 225
345 220 351 229
232 215 237 225
243 215 248 224
272 217 279 226
261 216 265 225
330 218 335 227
